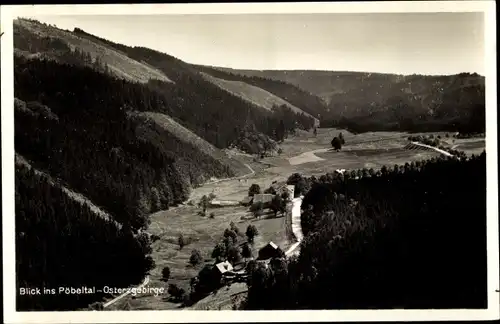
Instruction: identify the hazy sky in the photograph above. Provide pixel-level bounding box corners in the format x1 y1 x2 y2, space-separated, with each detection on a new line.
31 13 484 75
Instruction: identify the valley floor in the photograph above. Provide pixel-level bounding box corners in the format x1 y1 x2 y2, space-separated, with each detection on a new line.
107 128 485 311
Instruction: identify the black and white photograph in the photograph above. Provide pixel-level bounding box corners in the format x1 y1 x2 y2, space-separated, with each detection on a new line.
1 2 498 323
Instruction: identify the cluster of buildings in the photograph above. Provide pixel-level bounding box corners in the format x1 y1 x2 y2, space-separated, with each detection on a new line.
214 241 286 284
209 183 294 283
240 182 295 209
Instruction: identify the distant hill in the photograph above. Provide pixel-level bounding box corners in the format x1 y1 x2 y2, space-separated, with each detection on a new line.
210 67 485 133
199 71 318 123
194 64 328 120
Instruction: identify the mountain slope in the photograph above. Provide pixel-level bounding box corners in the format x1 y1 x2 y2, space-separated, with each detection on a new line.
199 71 318 123
194 65 328 120
127 111 251 177
211 67 485 133
67 23 317 142
15 18 173 84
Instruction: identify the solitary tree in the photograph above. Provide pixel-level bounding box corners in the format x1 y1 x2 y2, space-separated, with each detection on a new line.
241 242 253 262
162 266 171 282
178 234 186 250
230 221 241 236
168 284 186 302
338 132 345 145
224 228 238 244
189 249 203 266
246 224 259 243
331 137 342 151
248 184 261 197
199 195 210 215
227 246 242 264
212 242 227 263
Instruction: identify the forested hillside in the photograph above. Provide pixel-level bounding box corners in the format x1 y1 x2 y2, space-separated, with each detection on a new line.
247 152 487 310
14 18 316 153
14 56 238 230
16 161 154 311
194 64 327 119
213 68 486 133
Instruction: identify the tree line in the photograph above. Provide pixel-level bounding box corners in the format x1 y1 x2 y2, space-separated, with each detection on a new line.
15 163 154 311
247 152 487 309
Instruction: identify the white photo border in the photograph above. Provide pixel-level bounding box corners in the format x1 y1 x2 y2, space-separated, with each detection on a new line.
1 1 498 323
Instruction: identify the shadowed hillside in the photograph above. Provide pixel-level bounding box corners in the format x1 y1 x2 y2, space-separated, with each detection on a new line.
211 67 485 133
194 64 328 120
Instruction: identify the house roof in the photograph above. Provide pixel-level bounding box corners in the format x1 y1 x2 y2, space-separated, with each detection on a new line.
253 194 274 203
271 181 287 190
260 241 279 250
215 261 234 274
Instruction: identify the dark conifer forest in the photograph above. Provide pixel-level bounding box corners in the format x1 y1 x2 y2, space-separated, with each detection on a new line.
15 162 154 311
246 152 487 310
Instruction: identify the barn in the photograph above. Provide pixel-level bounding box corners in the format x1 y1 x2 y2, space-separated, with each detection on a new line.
270 182 295 199
252 194 274 209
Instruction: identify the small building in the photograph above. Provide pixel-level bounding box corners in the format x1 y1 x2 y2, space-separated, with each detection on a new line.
335 169 346 175
270 182 295 199
252 194 274 209
214 261 234 277
258 241 285 260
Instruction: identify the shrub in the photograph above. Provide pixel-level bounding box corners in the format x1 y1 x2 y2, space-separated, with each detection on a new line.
248 184 261 197
178 234 186 250
168 284 186 302
189 249 203 266
162 266 171 282
246 225 259 243
227 246 242 264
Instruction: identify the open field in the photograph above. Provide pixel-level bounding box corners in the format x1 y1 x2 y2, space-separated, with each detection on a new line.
110 203 289 310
